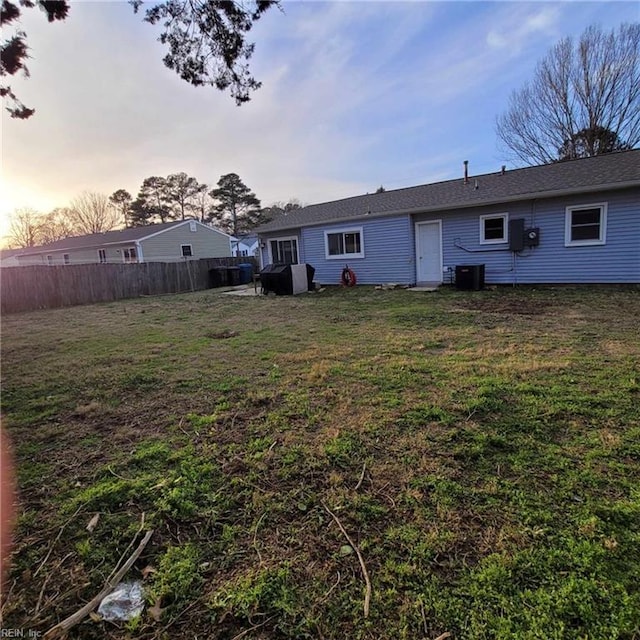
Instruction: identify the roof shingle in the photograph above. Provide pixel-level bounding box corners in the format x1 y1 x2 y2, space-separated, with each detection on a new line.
256 150 640 233
16 220 211 256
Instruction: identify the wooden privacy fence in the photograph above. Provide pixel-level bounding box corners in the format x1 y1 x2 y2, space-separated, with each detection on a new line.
0 258 257 314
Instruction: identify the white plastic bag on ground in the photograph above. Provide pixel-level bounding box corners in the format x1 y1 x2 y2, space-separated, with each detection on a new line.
97 581 144 621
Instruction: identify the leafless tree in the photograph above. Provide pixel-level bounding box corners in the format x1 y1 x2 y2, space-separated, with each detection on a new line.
192 187 213 222
68 192 122 235
39 208 75 244
496 23 640 165
7 208 42 247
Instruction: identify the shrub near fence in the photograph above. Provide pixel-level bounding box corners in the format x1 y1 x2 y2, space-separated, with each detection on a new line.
0 258 257 314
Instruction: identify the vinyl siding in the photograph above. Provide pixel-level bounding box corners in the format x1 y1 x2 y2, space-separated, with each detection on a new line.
302 216 414 285
413 188 639 284
16 244 134 266
141 224 231 261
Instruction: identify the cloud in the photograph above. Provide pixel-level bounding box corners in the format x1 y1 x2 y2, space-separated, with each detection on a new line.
486 5 562 52
1 0 637 243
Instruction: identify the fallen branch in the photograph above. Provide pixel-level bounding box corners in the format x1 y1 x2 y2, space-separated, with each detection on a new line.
151 594 206 639
34 552 73 618
319 571 341 604
252 513 266 565
354 462 367 491
230 615 276 640
177 416 191 438
432 633 452 640
321 501 371 618
106 513 146 585
34 505 84 578
43 529 153 639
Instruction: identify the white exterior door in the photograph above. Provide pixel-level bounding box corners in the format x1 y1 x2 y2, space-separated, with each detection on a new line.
415 221 442 284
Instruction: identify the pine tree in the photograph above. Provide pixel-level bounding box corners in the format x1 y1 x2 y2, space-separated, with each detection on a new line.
209 173 264 237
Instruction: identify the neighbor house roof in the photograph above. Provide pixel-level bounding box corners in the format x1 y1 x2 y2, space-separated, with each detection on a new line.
256 149 640 233
16 220 229 256
0 248 23 259
236 234 258 243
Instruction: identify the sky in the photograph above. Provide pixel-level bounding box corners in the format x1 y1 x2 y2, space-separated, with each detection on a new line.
1 0 638 245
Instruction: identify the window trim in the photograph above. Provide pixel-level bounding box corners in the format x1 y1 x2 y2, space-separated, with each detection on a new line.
181 244 193 258
479 213 509 245
268 236 299 264
46 255 53 266
189 221 197 232
324 226 365 260
565 203 607 247
98 249 107 264
63 254 70 265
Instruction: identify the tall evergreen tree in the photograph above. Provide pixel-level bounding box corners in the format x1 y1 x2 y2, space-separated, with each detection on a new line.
109 189 133 227
557 126 631 161
128 198 155 227
136 177 173 223
209 173 263 237
166 173 207 220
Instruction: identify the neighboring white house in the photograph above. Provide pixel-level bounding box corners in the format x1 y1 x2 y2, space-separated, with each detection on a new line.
13 220 234 266
231 235 259 259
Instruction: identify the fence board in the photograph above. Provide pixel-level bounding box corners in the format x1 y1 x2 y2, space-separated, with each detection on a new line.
0 257 256 314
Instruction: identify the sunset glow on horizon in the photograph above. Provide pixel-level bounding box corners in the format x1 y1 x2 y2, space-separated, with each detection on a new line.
2 2 637 249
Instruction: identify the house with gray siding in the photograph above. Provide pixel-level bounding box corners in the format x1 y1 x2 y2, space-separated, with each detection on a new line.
14 220 233 266
255 150 640 285
0 248 22 268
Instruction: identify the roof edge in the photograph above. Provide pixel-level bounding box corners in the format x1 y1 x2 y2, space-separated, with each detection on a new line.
14 220 234 256
256 180 640 234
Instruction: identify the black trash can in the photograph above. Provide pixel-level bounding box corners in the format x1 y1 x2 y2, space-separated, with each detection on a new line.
455 264 485 290
227 266 241 286
209 267 229 288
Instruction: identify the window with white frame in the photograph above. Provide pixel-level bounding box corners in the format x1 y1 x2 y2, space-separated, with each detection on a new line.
269 237 298 264
181 244 193 257
480 214 508 244
63 254 70 265
123 247 138 263
46 255 53 266
98 249 107 264
565 204 607 246
324 227 364 259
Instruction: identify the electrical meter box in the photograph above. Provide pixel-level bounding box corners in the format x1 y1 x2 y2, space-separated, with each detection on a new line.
525 227 540 247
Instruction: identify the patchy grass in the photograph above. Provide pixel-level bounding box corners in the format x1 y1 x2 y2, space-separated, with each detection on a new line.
1 286 639 639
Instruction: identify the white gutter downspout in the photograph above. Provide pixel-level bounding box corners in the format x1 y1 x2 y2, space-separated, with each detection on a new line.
135 241 144 263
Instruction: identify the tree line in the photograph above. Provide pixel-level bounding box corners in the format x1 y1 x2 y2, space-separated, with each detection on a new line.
6 172 303 249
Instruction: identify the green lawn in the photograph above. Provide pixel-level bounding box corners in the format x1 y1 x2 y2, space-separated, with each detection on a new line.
1 286 639 639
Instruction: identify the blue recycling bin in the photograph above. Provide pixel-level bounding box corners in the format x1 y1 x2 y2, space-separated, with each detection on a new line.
238 263 254 285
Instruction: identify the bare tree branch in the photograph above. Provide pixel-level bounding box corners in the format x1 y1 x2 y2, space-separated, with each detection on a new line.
497 23 640 165
68 192 122 235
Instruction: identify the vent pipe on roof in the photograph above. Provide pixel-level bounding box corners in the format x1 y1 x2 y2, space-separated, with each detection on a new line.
463 160 469 184
501 165 506 175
